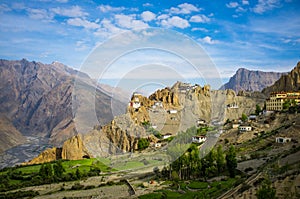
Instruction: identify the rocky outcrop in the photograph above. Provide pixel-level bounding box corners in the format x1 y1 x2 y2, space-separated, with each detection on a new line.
23 134 91 165
127 94 152 124
262 61 300 95
149 87 179 107
23 147 62 165
61 135 91 160
221 68 284 93
99 114 146 154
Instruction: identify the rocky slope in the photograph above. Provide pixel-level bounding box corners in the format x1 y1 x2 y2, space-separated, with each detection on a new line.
262 61 300 95
221 68 284 93
0 59 126 150
0 116 25 153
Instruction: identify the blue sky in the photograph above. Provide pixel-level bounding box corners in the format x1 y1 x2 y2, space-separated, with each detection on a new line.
0 0 299 80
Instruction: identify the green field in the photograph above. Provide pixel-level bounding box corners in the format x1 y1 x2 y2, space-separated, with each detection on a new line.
138 178 237 199
2 158 112 175
0 158 115 192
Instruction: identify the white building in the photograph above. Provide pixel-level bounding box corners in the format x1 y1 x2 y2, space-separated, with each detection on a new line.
249 115 257 121
239 126 252 132
133 101 141 109
227 103 239 109
197 119 206 126
154 142 162 148
132 97 141 109
163 133 172 139
154 102 163 107
192 136 207 143
275 137 291 143
168 110 178 114
232 123 240 129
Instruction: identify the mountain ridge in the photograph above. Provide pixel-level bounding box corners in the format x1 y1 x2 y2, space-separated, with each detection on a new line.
262 61 300 95
221 67 285 93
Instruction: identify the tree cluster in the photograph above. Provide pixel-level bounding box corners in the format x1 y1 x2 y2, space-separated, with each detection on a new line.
161 144 237 181
0 160 101 192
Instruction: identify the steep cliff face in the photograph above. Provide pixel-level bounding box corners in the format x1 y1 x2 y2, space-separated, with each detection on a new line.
221 68 284 93
149 87 179 107
99 114 143 154
0 59 125 148
262 62 300 95
61 135 91 160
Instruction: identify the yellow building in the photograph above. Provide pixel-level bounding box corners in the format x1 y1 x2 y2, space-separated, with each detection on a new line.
266 91 300 111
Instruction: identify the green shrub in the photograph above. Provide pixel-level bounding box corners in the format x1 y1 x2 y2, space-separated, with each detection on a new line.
138 138 150 150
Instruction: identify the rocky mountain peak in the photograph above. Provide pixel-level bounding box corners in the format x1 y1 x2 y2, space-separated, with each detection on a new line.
221 67 285 93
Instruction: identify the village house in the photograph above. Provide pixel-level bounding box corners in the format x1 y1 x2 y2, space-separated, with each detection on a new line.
196 119 206 126
192 135 207 143
178 83 192 93
275 137 292 143
249 115 257 121
232 123 240 129
227 102 239 109
239 125 252 132
152 101 163 109
154 141 162 148
168 109 178 114
162 133 172 139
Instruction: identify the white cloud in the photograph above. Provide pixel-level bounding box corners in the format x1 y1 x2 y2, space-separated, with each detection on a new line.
161 16 190 29
143 3 153 7
226 2 239 8
35 0 68 2
253 0 281 14
27 8 54 22
51 5 88 18
157 14 169 20
190 14 210 23
169 3 200 14
141 11 156 22
115 14 149 29
94 18 124 37
11 3 26 10
56 0 68 3
200 36 219 44
236 6 247 12
98 5 125 13
67 18 100 29
191 27 209 32
242 0 249 5
0 4 11 13
75 40 89 51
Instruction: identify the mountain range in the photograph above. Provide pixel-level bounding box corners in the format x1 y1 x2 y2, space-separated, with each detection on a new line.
220 68 285 93
0 59 126 154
